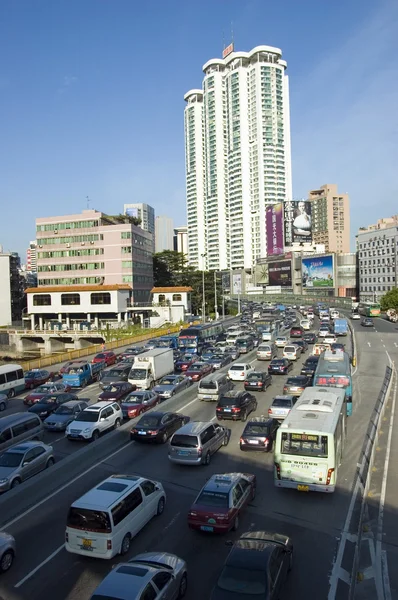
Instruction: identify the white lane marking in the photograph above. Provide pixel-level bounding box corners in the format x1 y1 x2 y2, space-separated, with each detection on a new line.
162 512 181 534
0 442 133 531
375 372 396 600
386 351 393 367
15 544 64 588
50 435 66 444
382 550 392 600
394 343 398 348
368 342 371 347
383 344 386 348
176 396 198 413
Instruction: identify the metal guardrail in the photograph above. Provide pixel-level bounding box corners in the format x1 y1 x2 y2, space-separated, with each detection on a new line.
229 294 353 308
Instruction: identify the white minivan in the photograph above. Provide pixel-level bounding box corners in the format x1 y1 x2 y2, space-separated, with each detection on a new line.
65 474 166 559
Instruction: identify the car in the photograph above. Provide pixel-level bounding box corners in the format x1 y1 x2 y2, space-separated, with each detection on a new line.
224 347 240 360
331 342 345 353
65 401 122 441
0 394 9 412
89 552 188 600
98 382 135 403
300 319 311 331
0 441 54 492
130 411 191 444
58 359 86 376
318 327 330 338
244 371 272 392
185 361 213 382
24 369 51 390
351 312 361 320
23 382 71 406
116 346 145 362
268 358 293 375
303 332 317 344
0 532 16 572
275 336 288 348
283 375 311 396
283 345 302 361
300 355 319 378
293 339 308 353
201 349 218 362
120 390 159 419
188 472 256 533
210 531 293 599
43 400 89 431
168 421 230 466
268 395 297 421
92 351 116 366
362 317 374 327
27 392 79 420
174 354 197 372
208 354 233 370
216 391 257 422
153 374 191 400
99 364 133 388
239 417 279 452
289 326 303 338
324 334 337 345
227 363 254 382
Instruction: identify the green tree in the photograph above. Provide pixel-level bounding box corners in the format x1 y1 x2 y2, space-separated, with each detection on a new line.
153 251 188 286
380 288 398 311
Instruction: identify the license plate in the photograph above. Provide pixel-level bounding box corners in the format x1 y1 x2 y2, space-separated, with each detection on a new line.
290 387 298 391
223 409 231 412
178 450 189 455
249 440 259 444
82 538 92 548
138 431 146 435
297 485 309 492
200 525 214 532
203 396 212 400
274 410 284 415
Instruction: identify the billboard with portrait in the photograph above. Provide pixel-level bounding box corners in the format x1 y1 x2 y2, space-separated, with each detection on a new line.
266 203 284 256
268 260 292 287
284 200 312 245
232 273 242 294
302 255 334 288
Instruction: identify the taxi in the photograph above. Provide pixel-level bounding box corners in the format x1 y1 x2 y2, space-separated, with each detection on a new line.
188 472 256 533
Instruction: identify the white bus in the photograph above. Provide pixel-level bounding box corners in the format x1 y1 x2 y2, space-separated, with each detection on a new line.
0 364 25 398
274 387 346 493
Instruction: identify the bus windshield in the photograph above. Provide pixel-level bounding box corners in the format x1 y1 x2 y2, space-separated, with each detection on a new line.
281 432 328 458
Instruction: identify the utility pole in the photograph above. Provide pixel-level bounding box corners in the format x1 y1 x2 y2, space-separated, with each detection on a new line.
214 271 218 320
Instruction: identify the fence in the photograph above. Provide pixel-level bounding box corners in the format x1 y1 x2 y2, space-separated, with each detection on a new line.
229 294 353 308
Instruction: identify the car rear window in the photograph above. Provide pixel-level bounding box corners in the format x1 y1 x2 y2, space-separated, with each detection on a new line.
229 365 244 371
286 378 306 385
219 396 236 406
170 434 198 448
67 508 111 533
272 398 293 407
271 360 284 365
245 424 270 435
196 491 229 507
258 346 271 351
284 346 296 353
200 381 217 390
247 373 262 380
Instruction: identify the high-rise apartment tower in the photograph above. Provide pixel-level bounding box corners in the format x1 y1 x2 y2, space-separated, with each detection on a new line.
184 44 292 270
308 184 350 254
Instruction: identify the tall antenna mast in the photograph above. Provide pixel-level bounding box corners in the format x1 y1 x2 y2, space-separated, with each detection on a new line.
231 21 234 45
86 195 91 209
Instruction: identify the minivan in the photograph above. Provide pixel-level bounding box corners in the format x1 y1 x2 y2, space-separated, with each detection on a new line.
226 331 244 345
0 413 43 453
198 372 233 402
257 343 277 361
65 474 166 559
168 421 230 466
235 336 254 354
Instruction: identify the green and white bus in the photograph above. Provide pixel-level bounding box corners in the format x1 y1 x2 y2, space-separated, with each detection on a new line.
358 302 381 317
0 364 25 398
274 386 346 493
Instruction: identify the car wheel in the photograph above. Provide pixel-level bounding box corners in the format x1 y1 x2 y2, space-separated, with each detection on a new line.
0 550 14 573
7 389 15 399
232 514 239 531
11 478 21 489
120 533 131 555
91 430 99 441
160 432 168 444
46 457 55 468
222 432 229 446
157 496 165 515
203 452 211 466
0 402 6 411
114 418 121 429
241 411 247 422
178 572 188 598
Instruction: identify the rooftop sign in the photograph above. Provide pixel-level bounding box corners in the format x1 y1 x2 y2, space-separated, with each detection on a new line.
222 43 234 59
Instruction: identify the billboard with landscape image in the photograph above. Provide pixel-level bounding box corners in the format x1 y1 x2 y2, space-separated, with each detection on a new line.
302 255 334 288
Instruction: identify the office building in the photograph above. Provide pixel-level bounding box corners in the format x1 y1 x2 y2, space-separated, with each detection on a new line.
308 184 350 254
184 44 292 271
174 226 188 256
155 215 174 253
26 241 38 272
35 209 153 303
123 203 155 251
356 224 397 302
357 215 398 233
0 251 25 326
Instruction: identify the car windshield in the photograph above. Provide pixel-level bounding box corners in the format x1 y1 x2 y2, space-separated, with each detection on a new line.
188 364 203 371
102 385 120 393
76 412 99 422
38 396 58 405
137 415 161 428
0 452 23 468
245 424 270 435
123 394 146 404
197 491 229 508
181 356 192 362
128 369 147 380
35 386 53 393
284 347 296 353
95 354 106 359
217 566 267 594
105 370 125 378
258 346 270 351
25 371 38 378
171 434 198 448
272 398 293 407
54 405 74 415
160 378 176 385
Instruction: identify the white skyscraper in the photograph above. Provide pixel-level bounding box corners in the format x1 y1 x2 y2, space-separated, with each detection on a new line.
184 44 292 271
123 203 155 250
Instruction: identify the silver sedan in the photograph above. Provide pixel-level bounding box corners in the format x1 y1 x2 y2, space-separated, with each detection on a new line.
0 441 54 492
153 375 192 400
0 532 16 573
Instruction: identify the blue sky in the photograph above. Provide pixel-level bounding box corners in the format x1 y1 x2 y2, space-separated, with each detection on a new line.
1 0 397 258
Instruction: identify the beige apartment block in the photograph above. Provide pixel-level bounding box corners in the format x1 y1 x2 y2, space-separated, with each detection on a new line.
308 184 350 254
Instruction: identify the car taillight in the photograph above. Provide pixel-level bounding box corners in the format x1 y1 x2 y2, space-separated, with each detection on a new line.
129 409 137 416
148 430 158 435
107 540 112 550
326 468 335 485
240 437 246 444
275 462 281 480
268 408 272 414
232 407 241 413
131 428 137 434
189 511 197 517
216 407 222 411
198 448 202 456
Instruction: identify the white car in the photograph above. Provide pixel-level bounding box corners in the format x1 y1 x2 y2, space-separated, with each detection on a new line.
351 313 360 320
275 336 288 348
324 335 337 345
228 363 254 381
283 345 301 361
300 320 310 331
318 328 330 338
66 401 122 441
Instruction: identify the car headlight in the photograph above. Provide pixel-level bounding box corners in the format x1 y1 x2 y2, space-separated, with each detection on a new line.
162 391 171 397
0 478 9 484
83 428 92 434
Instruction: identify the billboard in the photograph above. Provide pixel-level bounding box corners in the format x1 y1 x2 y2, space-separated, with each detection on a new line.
302 255 334 288
268 260 292 287
284 200 312 245
232 273 242 294
221 271 230 291
125 207 139 218
254 263 269 285
222 43 234 58
266 203 284 256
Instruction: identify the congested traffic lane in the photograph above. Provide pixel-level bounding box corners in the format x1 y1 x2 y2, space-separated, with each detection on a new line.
0 327 369 600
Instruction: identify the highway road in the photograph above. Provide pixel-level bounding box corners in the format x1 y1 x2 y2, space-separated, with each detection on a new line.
0 313 392 600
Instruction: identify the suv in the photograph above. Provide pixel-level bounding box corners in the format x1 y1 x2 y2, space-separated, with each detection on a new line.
216 391 257 422
65 401 122 441
168 421 230 466
289 326 303 338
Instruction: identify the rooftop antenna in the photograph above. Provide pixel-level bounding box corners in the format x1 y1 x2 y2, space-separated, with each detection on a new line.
231 21 234 45
86 195 91 209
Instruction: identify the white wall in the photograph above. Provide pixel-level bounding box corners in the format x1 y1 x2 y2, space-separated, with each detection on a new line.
0 256 12 326
27 289 131 314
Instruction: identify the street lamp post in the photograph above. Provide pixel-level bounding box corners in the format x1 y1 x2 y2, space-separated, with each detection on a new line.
201 253 206 323
214 271 218 320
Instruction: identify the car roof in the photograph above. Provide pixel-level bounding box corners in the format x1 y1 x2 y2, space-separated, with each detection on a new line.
84 401 117 411
137 411 169 420
204 473 248 493
93 561 161 599
61 400 86 408
6 441 44 453
72 474 146 510
173 421 213 435
272 395 294 401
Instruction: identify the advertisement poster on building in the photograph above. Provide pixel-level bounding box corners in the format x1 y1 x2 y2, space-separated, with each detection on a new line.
284 200 312 245
254 264 269 285
268 261 292 287
266 203 284 255
125 207 139 218
302 255 334 288
232 273 242 294
221 272 231 291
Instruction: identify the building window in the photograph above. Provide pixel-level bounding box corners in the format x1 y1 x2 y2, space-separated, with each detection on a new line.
90 292 111 305
61 293 81 306
172 294 182 301
158 294 166 303
33 294 51 306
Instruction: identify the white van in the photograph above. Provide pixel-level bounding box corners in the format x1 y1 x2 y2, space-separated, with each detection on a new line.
226 331 244 345
65 474 166 559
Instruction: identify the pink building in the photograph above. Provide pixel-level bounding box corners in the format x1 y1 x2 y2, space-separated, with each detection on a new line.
35 210 153 303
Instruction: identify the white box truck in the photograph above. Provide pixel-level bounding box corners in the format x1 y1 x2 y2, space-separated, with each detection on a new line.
128 348 174 390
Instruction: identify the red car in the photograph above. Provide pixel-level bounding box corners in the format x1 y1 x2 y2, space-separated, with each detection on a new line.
92 351 116 367
24 369 51 390
98 382 136 403
185 361 213 382
24 382 71 406
174 355 197 373
188 472 256 533
121 390 159 419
